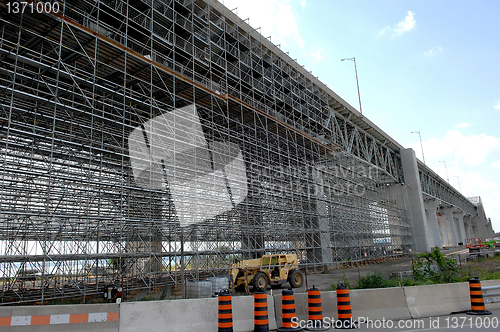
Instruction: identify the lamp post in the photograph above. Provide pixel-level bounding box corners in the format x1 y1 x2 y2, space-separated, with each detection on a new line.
411 131 426 164
341 57 362 114
454 176 462 193
439 161 449 182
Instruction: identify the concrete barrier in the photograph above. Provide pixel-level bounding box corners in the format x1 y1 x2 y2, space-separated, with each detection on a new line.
2 279 499 331
0 303 119 332
119 297 217 332
274 287 410 326
404 279 500 318
350 287 411 321
119 294 277 332
403 282 470 318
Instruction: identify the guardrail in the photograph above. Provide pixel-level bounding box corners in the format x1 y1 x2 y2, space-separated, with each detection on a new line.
482 285 500 304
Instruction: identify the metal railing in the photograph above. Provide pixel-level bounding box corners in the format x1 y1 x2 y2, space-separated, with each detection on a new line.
482 285 500 304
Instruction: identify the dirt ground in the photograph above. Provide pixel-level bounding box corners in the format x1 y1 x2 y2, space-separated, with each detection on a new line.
130 246 495 300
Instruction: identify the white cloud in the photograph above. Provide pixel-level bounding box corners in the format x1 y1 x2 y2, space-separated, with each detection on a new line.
408 130 500 167
309 47 326 62
454 122 471 128
492 160 500 169
424 46 443 57
223 0 326 63
223 0 306 51
394 11 416 36
275 2 301 45
462 171 496 192
449 132 500 166
480 189 500 232
378 26 391 37
379 11 416 37
494 100 500 110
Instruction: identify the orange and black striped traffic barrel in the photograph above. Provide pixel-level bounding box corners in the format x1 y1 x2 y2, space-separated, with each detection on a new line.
305 286 327 331
218 289 233 332
278 288 302 331
335 283 356 329
254 288 269 332
467 278 492 315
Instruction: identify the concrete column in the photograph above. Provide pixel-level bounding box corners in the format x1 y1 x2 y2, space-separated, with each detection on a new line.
487 218 495 237
423 199 442 249
446 218 458 246
472 198 494 238
440 207 458 247
463 215 473 240
472 216 488 239
453 211 467 245
471 220 478 239
438 213 449 246
400 148 429 253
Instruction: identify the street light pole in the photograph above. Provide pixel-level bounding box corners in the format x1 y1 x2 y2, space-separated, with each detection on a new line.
454 176 462 193
411 131 426 164
439 161 449 182
341 57 363 114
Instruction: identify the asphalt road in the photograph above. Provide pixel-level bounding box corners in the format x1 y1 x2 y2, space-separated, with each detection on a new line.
355 308 500 331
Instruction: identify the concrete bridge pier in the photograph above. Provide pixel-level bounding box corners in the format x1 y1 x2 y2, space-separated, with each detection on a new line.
423 199 442 249
468 197 493 239
472 215 488 239
439 207 459 247
463 215 473 240
438 214 449 247
471 220 479 239
453 211 467 245
400 148 429 252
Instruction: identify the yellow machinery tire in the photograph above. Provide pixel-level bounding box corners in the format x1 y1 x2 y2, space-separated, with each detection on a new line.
288 269 303 288
252 272 268 290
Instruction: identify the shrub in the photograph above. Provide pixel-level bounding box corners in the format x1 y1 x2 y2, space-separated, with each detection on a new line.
357 272 385 289
412 246 459 283
356 272 398 289
332 268 351 290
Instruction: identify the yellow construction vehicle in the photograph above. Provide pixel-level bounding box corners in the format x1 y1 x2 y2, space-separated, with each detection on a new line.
230 254 303 291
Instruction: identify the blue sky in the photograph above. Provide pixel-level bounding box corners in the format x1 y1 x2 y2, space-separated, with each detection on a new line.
221 0 500 232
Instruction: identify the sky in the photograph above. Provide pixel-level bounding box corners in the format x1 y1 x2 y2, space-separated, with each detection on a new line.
220 0 500 232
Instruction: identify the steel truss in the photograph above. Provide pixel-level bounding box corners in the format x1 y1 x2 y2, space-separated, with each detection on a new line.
418 165 476 215
0 0 412 305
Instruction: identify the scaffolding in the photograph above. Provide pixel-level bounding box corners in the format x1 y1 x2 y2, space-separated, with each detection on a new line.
0 0 413 305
